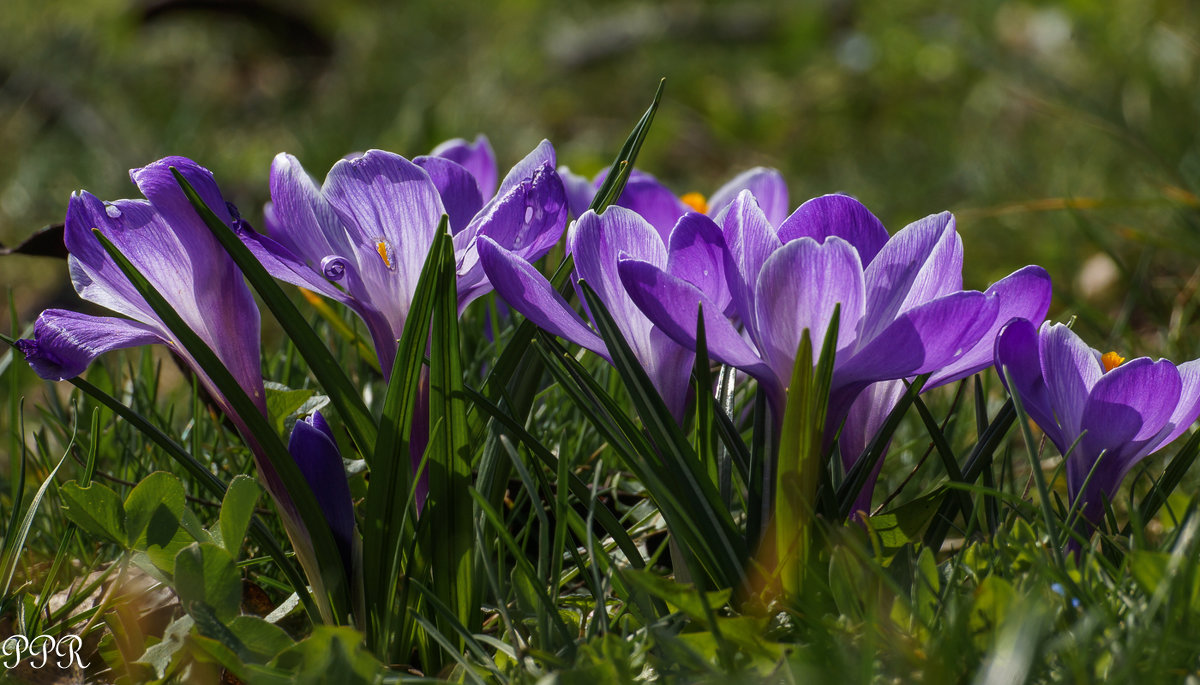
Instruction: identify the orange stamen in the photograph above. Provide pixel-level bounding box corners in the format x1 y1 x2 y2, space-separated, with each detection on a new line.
376 240 392 269
1102 351 1125 373
680 192 708 214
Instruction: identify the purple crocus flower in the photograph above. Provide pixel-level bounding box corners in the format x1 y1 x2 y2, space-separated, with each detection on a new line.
560 166 790 242
995 319 1200 535
477 205 696 420
619 192 1052 510
241 138 567 374
288 411 356 576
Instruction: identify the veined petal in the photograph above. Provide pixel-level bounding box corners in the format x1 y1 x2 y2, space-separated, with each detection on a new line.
995 318 1066 453
1153 359 1200 449
720 189 782 337
323 150 445 345
267 153 357 266
456 162 567 305
17 310 162 381
558 166 597 219
618 258 776 393
666 213 732 314
776 194 889 267
1039 323 1103 444
708 167 789 227
614 172 689 244
237 227 355 307
837 379 907 514
569 207 666 363
414 155 484 234
837 290 995 388
753 237 866 386
131 156 235 233
492 140 556 207
927 265 1053 389
288 412 356 573
1072 358 1181 503
431 134 498 199
477 236 606 356
860 211 963 343
647 327 697 423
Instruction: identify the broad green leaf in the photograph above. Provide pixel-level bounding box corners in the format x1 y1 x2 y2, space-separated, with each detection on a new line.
269 626 387 685
175 542 242 623
227 616 294 661
867 489 943 555
217 475 260 554
60 481 126 547
264 382 317 434
621 569 732 624
125 471 186 549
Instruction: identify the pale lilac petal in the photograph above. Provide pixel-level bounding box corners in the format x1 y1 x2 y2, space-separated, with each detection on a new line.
288 411 356 571
237 228 354 307
753 237 866 386
1154 359 1200 448
927 265 1053 389
130 156 235 233
322 150 445 345
776 194 889 267
614 172 689 244
708 167 789 228
837 290 996 388
618 258 776 394
431 134 498 198
838 380 907 515
720 189 782 336
492 140 556 206
994 318 1066 453
17 310 162 381
647 328 697 423
456 162 567 306
860 212 963 343
414 155 484 234
477 236 606 356
569 207 666 363
1039 323 1103 444
266 153 356 265
665 213 731 314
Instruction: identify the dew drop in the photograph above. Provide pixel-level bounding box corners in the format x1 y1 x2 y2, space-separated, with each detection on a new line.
523 205 535 224
105 204 121 219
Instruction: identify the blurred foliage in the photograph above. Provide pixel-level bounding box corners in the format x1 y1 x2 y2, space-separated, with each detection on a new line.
5 0 1200 348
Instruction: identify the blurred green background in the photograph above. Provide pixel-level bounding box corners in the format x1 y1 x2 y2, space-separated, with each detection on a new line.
4 0 1200 350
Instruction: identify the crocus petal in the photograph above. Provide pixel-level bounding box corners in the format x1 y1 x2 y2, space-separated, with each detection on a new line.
614 172 689 244
237 228 355 307
776 194 889 267
720 189 782 336
456 162 567 307
558 166 597 219
492 140 556 209
838 379 908 514
994 318 1066 453
17 309 162 381
569 207 667 362
666 213 732 314
753 237 866 387
860 211 963 344
647 327 697 423
1152 359 1200 449
322 150 445 344
618 258 776 392
414 155 484 235
708 167 789 228
927 265 1053 389
1039 323 1103 444
1072 358 1182 509
431 135 497 199
838 290 996 388
266 153 357 266
288 412 356 572
476 236 606 356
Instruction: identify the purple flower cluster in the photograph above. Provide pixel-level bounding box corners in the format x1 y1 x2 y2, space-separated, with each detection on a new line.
17 140 1200 557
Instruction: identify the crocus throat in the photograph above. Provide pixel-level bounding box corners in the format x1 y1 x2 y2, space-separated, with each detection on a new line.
375 240 393 269
680 192 708 214
1102 351 1125 373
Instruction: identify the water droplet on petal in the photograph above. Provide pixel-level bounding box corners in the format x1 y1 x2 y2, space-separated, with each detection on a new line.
105 204 121 219
523 206 534 224
321 255 348 281
542 196 562 214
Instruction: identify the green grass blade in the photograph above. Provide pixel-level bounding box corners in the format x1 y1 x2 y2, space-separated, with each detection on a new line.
171 168 378 461
590 79 665 213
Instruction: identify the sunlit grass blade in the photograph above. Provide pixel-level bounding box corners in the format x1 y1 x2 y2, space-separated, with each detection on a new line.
91 227 350 623
577 282 745 589
774 307 838 598
362 218 449 657
590 79 665 213
426 221 479 653
171 168 378 460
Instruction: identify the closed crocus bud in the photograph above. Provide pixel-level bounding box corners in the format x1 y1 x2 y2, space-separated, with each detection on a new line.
288 411 357 575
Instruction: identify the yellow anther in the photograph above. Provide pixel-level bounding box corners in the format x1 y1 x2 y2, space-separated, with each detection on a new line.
1102 351 1125 373
376 240 392 269
680 192 708 214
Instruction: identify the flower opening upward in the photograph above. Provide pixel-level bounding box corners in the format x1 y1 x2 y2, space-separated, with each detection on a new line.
995 320 1200 537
